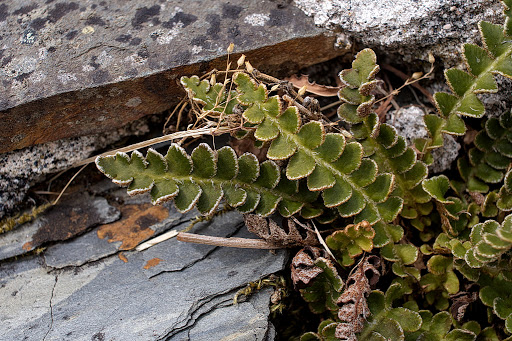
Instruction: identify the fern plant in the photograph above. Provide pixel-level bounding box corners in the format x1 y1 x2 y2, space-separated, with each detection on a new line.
94 0 512 339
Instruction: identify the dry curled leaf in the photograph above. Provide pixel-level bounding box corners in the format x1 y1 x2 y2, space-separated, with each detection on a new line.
290 246 330 287
285 74 341 97
244 214 317 247
450 291 479 322
336 256 381 341
469 191 485 206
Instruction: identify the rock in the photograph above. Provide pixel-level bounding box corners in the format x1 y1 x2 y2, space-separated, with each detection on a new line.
293 0 502 66
0 118 149 219
0 0 340 153
479 76 512 119
140 211 245 278
178 288 276 341
386 106 461 173
386 106 429 147
0 211 286 340
0 193 120 261
43 201 192 269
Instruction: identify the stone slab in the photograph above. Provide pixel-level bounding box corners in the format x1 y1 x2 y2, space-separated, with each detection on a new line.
0 212 287 340
171 288 275 341
43 207 223 270
0 0 340 153
294 0 502 66
0 193 120 261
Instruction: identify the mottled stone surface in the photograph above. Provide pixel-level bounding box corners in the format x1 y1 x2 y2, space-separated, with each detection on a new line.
0 0 340 153
44 201 193 269
0 118 149 219
0 210 286 340
0 193 120 261
294 0 502 66
386 106 461 173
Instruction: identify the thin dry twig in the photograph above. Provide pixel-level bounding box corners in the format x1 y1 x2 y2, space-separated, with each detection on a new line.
176 232 283 249
380 63 435 105
311 220 338 262
52 164 88 205
136 229 179 251
33 191 70 196
283 94 318 120
320 100 342 112
163 97 187 134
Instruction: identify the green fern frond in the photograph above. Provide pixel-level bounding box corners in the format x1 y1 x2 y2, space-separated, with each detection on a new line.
498 169 512 211
181 75 239 115
336 49 431 234
300 319 338 341
419 255 460 310
458 111 512 193
292 248 344 314
405 310 478 341
449 214 512 268
232 71 403 225
380 235 420 279
358 282 422 340
326 221 375 267
426 0 512 148
478 273 512 334
96 143 311 217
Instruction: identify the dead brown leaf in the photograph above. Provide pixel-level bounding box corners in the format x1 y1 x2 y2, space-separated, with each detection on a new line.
244 214 317 247
450 291 478 322
230 138 268 162
336 256 381 340
290 246 330 287
285 74 341 97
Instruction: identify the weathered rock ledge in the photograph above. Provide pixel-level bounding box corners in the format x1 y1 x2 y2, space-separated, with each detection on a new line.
0 0 340 153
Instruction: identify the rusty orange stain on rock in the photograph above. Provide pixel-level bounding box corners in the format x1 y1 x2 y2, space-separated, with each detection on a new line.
143 258 163 269
118 252 128 263
97 204 168 250
22 242 33 251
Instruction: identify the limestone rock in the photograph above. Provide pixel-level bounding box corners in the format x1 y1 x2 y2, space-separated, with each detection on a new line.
386 106 461 173
0 193 120 260
0 118 149 219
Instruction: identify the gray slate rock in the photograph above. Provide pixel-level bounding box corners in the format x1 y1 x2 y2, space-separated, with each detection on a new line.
43 202 192 269
0 193 120 261
0 211 286 340
293 0 503 66
176 288 276 341
1 0 339 153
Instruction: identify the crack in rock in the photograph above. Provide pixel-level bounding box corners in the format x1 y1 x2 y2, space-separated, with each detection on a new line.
42 274 58 341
